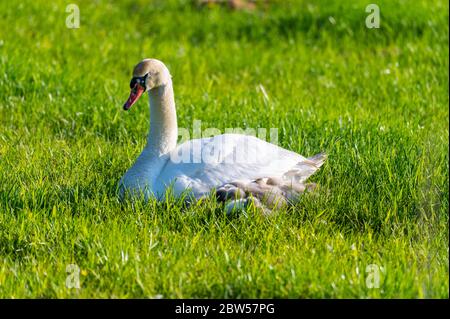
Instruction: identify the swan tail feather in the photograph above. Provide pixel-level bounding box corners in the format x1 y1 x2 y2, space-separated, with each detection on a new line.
308 152 327 167
283 152 327 183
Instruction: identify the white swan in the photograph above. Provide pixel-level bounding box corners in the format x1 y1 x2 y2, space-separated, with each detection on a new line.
119 59 326 213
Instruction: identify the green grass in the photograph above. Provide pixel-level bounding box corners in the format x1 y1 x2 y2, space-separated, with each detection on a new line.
0 0 448 298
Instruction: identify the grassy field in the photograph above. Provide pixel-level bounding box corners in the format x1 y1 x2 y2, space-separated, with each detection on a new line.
0 0 448 298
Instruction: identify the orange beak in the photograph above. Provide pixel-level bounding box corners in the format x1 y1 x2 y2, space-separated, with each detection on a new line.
123 84 145 110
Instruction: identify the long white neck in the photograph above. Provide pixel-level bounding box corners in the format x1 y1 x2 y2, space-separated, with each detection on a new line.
145 79 178 156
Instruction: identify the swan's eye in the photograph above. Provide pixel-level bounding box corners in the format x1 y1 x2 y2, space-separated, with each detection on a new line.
130 73 149 90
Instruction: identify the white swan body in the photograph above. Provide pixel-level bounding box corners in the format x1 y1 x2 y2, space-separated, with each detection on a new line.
120 59 325 211
122 133 311 199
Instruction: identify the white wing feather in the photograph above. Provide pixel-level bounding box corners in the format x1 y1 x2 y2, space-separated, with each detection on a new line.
155 134 306 198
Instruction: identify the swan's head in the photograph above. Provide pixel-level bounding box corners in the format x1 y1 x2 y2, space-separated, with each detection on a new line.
123 58 171 110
